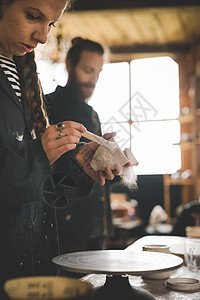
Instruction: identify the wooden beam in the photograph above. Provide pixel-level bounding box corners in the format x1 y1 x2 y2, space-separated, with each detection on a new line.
110 43 191 55
72 0 200 11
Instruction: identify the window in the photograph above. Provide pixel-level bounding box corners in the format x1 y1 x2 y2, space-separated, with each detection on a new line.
37 56 180 175
90 57 181 175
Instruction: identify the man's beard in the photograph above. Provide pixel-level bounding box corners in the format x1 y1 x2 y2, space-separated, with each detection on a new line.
80 83 95 100
69 73 95 101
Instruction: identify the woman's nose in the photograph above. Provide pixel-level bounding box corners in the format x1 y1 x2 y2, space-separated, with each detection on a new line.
32 26 50 45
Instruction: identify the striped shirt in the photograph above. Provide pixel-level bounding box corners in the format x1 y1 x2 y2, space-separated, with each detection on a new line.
0 55 22 102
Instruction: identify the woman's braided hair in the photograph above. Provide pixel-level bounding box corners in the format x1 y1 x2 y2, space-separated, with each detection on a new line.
14 52 48 137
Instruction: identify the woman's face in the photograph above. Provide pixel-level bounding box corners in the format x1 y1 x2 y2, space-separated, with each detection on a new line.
0 0 67 58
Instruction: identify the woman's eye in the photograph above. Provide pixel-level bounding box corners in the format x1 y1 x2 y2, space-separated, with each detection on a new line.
26 13 40 21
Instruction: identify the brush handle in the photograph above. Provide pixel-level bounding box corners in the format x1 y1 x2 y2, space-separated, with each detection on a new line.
82 131 117 150
82 131 100 143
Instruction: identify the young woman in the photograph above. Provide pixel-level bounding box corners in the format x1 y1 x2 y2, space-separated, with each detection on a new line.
0 0 125 294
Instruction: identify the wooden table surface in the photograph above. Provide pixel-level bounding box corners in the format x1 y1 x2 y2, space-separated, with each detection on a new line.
81 235 200 300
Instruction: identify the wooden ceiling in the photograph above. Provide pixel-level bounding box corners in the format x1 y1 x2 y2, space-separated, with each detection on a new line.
51 0 200 61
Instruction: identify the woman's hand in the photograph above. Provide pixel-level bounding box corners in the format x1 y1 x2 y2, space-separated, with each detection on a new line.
75 132 128 185
41 121 86 165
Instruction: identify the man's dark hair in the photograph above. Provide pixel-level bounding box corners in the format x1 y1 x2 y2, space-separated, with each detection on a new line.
66 37 104 67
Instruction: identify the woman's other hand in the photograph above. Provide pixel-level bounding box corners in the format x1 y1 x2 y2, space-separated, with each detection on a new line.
75 132 128 185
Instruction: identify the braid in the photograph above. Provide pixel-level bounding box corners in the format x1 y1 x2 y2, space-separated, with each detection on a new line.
14 52 49 138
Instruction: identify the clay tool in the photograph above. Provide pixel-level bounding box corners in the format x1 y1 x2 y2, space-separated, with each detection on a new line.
82 131 117 150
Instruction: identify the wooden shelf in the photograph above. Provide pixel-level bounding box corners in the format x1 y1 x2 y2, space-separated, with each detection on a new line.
164 176 195 186
164 65 200 218
178 114 194 123
173 141 194 149
195 108 200 116
164 174 196 217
